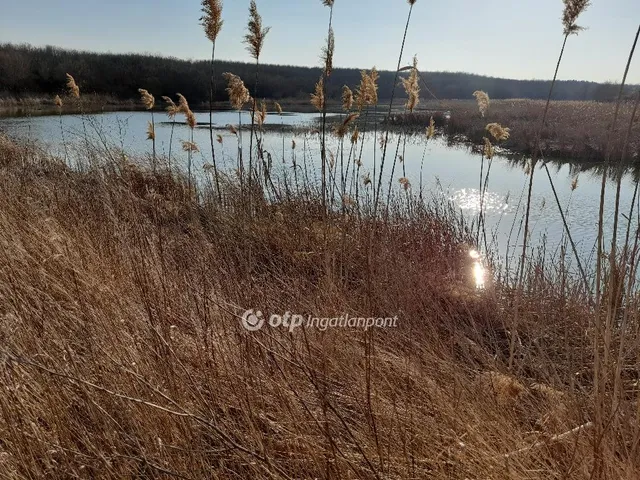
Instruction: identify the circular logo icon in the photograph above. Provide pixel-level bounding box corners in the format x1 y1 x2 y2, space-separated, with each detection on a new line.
241 309 265 331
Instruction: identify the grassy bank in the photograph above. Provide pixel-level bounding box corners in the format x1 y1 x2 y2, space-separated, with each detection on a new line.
0 130 638 478
1 0 640 478
388 99 640 164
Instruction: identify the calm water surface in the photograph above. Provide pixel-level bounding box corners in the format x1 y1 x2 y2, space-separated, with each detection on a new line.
1 110 637 273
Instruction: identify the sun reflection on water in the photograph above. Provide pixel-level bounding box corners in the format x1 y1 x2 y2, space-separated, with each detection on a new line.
450 188 511 215
469 249 486 290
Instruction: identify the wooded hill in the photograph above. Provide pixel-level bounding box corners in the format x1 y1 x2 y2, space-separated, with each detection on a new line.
0 43 632 105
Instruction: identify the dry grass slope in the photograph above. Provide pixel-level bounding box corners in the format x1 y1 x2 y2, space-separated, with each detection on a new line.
0 135 638 479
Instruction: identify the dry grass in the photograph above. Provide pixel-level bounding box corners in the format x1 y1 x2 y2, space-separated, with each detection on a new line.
0 134 638 478
390 99 640 163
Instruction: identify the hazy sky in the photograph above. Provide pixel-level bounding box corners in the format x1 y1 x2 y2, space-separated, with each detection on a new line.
0 0 639 83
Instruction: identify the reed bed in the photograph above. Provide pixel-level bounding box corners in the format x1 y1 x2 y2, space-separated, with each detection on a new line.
1 133 638 479
1 0 640 478
390 99 640 163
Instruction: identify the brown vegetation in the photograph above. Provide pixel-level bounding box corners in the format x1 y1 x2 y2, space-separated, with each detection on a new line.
0 132 638 478
389 99 640 163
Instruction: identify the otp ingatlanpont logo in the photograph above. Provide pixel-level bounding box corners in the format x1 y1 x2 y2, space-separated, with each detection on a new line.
241 309 265 331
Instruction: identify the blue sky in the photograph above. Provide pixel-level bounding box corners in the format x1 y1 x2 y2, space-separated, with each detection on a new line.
0 0 638 83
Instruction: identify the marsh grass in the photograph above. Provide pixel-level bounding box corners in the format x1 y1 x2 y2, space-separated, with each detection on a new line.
4 132 639 478
2 2 640 479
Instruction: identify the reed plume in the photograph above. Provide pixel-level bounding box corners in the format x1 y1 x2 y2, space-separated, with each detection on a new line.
186 109 197 130
321 0 334 5
162 96 179 118
217 134 223 144
473 91 490 117
292 139 296 149
54 95 63 108
401 56 420 112
138 89 155 110
427 116 435 139
571 176 579 191
342 86 354 111
223 73 251 110
351 127 359 145
139 88 157 168
181 141 200 153
201 0 223 203
398 177 411 190
255 100 267 128
311 76 325 111
321 27 335 76
486 123 510 142
200 0 223 42
274 102 283 115
355 69 379 110
562 0 591 35
146 122 155 141
65 74 80 98
177 93 190 113
334 113 359 138
483 137 494 159
244 0 270 60
163 96 179 170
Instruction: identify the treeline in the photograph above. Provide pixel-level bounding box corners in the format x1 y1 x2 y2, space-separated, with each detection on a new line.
0 43 633 106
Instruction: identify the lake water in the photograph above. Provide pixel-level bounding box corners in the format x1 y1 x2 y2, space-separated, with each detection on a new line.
1 110 637 276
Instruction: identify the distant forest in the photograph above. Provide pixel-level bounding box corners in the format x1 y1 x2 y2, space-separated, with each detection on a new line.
0 43 633 105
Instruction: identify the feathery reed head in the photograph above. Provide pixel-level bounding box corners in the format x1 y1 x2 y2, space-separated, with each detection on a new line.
255 100 268 127
176 93 190 113
408 0 417 4
473 90 490 117
311 76 325 112
427 116 435 139
486 122 510 142
562 0 590 35
321 0 334 6
182 141 200 153
200 0 223 43
244 0 270 60
334 113 359 138
321 27 335 76
274 101 283 115
138 89 155 110
364 173 371 186
162 96 179 118
483 137 494 159
65 74 80 98
229 124 238 136
216 134 223 144
351 126 359 145
54 95 63 108
401 56 420 112
186 109 197 130
223 72 251 110
342 86 354 111
292 139 296 149
399 177 411 191
146 121 156 141
355 68 379 110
